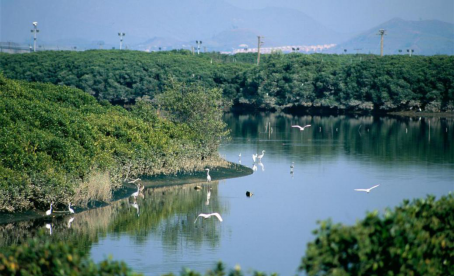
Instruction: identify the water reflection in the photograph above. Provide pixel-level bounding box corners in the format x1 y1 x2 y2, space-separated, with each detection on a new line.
0 181 227 254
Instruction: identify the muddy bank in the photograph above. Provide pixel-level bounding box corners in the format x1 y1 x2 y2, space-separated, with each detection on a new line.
0 162 252 225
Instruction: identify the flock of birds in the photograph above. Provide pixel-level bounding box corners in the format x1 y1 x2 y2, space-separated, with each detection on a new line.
42 122 383 233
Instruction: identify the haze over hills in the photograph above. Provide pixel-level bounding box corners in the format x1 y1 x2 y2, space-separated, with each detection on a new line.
327 18 454 55
1 0 453 54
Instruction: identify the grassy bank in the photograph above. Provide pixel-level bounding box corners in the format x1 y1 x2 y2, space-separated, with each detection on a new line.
0 75 229 212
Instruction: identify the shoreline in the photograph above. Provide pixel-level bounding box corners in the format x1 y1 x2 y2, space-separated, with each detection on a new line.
0 161 252 225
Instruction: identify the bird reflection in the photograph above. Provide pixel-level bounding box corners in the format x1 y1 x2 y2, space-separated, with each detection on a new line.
130 199 140 217
205 188 212 206
45 223 52 235
258 161 265 171
67 217 75 228
290 162 294 174
252 163 257 171
238 153 242 164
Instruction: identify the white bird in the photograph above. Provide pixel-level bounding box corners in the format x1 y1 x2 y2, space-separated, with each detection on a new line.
131 184 140 198
292 124 311 131
128 178 141 184
257 150 265 160
194 212 223 223
205 168 211 182
68 202 75 214
67 217 75 229
45 203 53 216
354 184 380 193
252 153 257 163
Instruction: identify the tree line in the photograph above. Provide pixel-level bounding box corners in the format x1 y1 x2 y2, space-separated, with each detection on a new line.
0 50 453 113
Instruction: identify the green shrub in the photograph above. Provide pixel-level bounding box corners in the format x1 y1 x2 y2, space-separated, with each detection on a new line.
300 194 454 276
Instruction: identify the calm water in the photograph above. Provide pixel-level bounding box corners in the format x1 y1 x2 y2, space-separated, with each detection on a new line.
2 113 453 276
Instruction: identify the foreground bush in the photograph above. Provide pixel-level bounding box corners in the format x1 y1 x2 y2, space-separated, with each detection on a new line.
0 230 141 276
300 193 454 276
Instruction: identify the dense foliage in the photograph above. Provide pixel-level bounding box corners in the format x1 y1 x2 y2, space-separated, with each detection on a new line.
1 51 453 112
300 193 454 276
0 230 141 276
0 75 228 212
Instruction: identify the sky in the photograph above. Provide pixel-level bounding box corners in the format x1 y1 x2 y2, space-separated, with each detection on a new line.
0 0 452 46
224 0 454 33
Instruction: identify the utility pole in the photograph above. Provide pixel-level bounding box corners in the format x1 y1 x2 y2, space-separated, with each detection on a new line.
31 22 39 52
196 40 202 54
377 29 386 57
118 32 126 50
257 36 264 66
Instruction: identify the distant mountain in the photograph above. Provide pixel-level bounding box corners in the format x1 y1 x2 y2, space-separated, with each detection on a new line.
2 0 343 51
327 18 454 55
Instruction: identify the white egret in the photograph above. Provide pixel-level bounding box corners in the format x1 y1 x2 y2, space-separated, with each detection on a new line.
246 191 253 197
257 150 265 161
131 184 140 198
194 212 223 223
292 124 311 131
67 217 75 229
354 184 380 193
252 153 257 163
45 203 53 216
128 178 141 184
68 202 75 214
205 168 211 182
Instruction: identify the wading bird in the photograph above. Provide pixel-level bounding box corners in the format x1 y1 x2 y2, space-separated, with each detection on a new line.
194 212 223 223
68 202 75 214
205 168 211 182
257 150 265 161
354 184 380 193
46 203 53 216
292 124 311 131
252 153 257 163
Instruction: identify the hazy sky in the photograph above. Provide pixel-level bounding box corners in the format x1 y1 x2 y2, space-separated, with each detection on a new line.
224 0 454 33
0 0 452 45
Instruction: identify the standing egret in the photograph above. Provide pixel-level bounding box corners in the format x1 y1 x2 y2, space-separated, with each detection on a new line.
68 202 75 214
205 168 211 182
45 203 53 216
292 124 311 131
252 153 257 163
257 150 265 161
194 212 223 223
354 184 380 193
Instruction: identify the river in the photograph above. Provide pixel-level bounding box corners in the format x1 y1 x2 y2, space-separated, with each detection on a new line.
1 113 453 276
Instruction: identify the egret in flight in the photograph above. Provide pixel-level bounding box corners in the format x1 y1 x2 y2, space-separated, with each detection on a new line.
205 168 211 182
354 184 380 193
292 124 311 131
46 203 53 216
194 212 223 223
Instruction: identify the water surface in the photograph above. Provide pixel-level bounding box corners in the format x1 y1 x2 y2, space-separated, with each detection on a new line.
1 113 453 276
